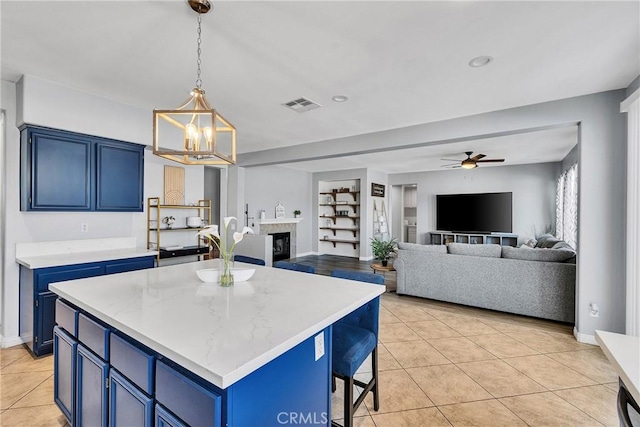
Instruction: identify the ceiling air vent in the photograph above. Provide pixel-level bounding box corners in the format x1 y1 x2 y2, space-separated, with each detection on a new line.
282 97 322 113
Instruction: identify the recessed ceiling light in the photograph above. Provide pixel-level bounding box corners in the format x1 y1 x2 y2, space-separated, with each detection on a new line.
468 56 494 68
332 95 349 102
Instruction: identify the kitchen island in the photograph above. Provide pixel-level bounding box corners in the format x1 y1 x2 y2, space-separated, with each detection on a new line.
50 259 384 426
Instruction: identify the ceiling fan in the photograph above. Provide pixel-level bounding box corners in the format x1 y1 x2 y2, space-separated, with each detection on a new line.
441 151 505 169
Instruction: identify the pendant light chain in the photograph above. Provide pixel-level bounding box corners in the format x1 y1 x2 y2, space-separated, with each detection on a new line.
196 12 203 89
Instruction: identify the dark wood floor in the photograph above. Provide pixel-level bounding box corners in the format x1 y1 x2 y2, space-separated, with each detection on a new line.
287 254 397 290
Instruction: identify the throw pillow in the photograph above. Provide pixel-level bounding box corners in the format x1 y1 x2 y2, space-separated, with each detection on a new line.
447 243 502 258
521 238 537 248
535 234 561 248
398 242 447 253
502 246 576 262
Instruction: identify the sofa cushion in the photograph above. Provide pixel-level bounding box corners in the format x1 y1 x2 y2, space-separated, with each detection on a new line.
535 234 562 248
398 242 447 254
447 243 502 258
502 246 576 262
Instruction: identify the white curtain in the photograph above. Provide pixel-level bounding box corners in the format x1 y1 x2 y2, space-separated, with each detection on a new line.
555 163 578 249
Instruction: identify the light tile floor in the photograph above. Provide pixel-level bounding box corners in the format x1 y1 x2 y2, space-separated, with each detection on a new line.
332 292 620 427
0 292 620 427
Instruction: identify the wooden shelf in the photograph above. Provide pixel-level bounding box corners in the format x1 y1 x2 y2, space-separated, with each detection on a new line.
319 191 359 202
319 215 359 225
319 239 359 249
319 180 361 254
319 226 358 237
153 204 211 209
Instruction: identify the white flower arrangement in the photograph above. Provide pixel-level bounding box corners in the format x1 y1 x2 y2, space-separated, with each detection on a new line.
197 217 253 286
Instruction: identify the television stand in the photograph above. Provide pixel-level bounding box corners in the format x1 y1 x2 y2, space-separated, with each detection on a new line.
429 231 518 247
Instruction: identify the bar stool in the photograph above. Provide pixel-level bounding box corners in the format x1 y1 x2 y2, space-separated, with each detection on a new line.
330 269 384 427
233 255 266 266
273 261 315 274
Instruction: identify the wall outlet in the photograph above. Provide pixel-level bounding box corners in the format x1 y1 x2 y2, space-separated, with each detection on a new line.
81 223 89 233
589 302 599 317
314 331 325 361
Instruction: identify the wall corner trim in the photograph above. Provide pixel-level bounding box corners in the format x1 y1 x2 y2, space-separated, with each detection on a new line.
573 327 598 345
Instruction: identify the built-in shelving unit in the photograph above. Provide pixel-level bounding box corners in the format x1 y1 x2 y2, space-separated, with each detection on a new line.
428 231 518 247
318 181 361 256
147 197 213 262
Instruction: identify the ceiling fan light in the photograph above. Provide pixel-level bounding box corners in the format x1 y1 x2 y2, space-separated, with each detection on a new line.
461 162 477 169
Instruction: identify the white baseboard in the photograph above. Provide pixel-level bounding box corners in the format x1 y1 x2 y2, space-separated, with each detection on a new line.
360 256 374 261
1 335 25 349
295 251 316 258
573 327 598 345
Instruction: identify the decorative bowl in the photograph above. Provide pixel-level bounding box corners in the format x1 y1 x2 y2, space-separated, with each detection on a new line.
186 216 203 228
196 268 256 283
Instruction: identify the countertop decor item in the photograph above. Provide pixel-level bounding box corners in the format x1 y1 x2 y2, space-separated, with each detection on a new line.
186 216 203 228
152 0 237 166
196 267 256 283
293 209 301 218
162 216 176 229
197 217 253 286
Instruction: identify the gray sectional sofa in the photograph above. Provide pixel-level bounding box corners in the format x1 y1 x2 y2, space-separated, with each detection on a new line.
395 239 576 323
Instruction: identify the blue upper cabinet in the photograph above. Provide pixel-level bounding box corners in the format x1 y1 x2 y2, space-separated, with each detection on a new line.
22 127 93 210
21 126 144 212
96 141 144 211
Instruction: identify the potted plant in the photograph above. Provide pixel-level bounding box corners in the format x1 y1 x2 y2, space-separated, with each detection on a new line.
293 209 301 218
371 237 398 267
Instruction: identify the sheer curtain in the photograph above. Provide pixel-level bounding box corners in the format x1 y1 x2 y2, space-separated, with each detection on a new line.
555 163 578 249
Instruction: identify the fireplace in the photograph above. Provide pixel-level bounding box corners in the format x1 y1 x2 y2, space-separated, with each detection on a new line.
271 232 291 262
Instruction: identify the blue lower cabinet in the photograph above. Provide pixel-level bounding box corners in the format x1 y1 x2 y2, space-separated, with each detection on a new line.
156 360 222 427
155 403 187 427
76 345 109 427
35 291 58 355
53 326 77 425
108 369 153 427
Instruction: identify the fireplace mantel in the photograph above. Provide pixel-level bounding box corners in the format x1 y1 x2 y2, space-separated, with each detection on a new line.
256 218 303 225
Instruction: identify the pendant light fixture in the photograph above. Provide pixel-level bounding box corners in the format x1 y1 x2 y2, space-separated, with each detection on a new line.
153 0 236 165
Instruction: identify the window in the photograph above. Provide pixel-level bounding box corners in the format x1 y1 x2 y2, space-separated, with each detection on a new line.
555 163 578 249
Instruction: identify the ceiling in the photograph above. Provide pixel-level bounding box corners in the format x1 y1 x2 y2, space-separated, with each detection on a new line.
1 1 638 173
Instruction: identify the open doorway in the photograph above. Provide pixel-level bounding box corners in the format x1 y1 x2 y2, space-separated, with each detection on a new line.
391 184 418 243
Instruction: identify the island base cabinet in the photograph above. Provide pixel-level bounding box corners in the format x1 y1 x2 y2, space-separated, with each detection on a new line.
156 361 222 427
53 326 77 425
108 369 153 427
77 345 109 427
155 404 187 427
228 327 332 427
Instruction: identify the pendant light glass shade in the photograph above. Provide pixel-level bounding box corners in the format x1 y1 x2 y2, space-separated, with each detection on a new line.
153 88 236 165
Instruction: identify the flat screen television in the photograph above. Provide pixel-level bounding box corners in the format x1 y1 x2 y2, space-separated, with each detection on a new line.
436 192 512 234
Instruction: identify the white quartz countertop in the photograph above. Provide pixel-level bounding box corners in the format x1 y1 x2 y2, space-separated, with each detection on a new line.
50 259 384 389
595 330 640 404
16 237 157 269
17 247 158 269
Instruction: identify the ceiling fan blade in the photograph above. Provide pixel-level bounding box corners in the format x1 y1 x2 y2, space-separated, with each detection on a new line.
476 159 505 163
470 153 486 161
440 158 463 162
441 165 461 169
440 163 460 167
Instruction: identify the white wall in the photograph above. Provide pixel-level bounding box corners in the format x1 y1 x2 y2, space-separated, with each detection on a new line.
1 77 206 346
389 163 559 245
243 165 313 255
